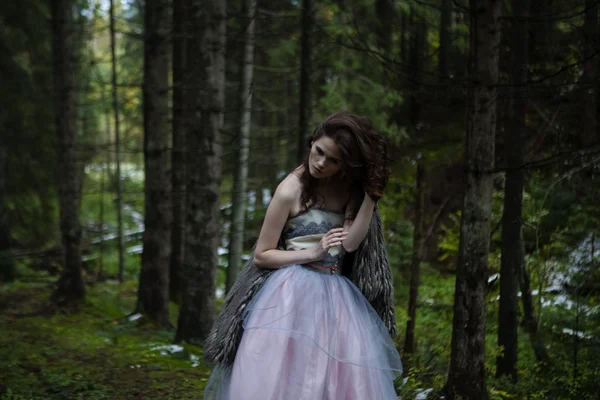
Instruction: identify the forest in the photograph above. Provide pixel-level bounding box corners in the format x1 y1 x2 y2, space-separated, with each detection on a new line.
0 0 599 398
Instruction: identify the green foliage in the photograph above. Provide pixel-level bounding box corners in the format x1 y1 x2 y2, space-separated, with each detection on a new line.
437 211 460 266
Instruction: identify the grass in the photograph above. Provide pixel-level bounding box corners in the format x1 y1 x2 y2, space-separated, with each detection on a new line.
0 276 212 400
2 266 599 400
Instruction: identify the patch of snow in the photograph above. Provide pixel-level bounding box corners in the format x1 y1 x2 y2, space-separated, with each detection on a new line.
247 190 256 214
151 344 184 356
488 273 499 283
128 313 142 322
553 325 594 340
90 228 144 244
541 294 576 310
262 188 272 207
415 388 434 400
190 354 200 367
127 245 143 254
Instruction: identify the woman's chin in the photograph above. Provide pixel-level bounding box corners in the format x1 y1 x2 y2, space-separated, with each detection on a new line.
308 166 321 178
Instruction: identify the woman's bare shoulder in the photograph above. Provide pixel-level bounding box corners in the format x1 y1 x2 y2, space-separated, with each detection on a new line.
274 171 302 202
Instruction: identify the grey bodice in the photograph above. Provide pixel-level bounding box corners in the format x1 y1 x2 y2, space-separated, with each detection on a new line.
283 208 345 274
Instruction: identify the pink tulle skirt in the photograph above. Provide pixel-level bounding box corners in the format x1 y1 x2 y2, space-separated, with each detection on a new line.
204 264 402 400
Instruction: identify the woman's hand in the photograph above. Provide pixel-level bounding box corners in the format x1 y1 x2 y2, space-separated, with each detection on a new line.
310 228 348 261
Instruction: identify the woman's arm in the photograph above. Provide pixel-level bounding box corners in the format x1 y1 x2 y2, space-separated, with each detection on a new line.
253 178 310 269
341 192 376 253
254 177 346 269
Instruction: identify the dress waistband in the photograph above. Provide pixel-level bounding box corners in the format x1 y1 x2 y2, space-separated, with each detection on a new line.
303 262 341 275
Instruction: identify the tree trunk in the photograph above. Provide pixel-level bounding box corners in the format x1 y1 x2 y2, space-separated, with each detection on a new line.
496 0 529 382
439 0 452 83
445 0 502 398
226 0 256 293
0 40 14 283
296 0 314 164
583 0 598 146
519 228 550 364
50 0 85 307
403 9 426 360
175 0 227 344
136 0 172 327
109 0 125 283
0 143 14 282
403 163 425 358
171 0 191 302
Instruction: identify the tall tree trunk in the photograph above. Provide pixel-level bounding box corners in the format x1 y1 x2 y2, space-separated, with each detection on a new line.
296 0 314 164
583 0 598 146
109 0 125 283
136 0 172 327
403 9 426 360
226 0 256 293
171 0 191 302
0 143 14 282
519 228 550 363
176 0 227 344
0 41 14 283
50 0 85 307
0 40 14 283
439 0 452 84
445 1 502 398
497 0 530 382
403 163 425 358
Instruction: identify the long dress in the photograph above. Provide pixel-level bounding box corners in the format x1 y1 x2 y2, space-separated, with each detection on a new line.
204 208 403 400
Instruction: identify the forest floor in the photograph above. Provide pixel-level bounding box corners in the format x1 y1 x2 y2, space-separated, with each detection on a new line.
0 277 211 400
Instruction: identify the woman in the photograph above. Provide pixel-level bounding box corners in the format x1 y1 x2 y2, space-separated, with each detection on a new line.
204 112 402 399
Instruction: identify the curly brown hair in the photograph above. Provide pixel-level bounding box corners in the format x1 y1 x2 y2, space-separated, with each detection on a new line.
295 111 391 218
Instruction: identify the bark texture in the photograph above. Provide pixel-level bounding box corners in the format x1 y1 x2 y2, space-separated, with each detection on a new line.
0 142 13 281
50 0 85 307
445 0 502 398
176 0 227 344
137 0 172 327
496 0 530 382
226 0 256 293
109 0 125 282
171 0 192 302
403 164 425 357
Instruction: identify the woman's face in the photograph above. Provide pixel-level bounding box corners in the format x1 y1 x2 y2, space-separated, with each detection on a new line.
308 136 343 179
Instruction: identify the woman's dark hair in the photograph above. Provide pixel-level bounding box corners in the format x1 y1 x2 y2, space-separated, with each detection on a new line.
295 111 391 218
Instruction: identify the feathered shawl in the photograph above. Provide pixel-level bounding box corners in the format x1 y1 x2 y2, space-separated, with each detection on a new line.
203 208 396 366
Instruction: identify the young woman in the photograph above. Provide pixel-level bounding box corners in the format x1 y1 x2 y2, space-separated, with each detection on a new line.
204 112 402 399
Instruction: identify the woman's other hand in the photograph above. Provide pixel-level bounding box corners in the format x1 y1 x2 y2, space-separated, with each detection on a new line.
311 228 348 261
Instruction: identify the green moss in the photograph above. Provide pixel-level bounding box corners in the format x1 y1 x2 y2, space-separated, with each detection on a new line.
0 280 211 399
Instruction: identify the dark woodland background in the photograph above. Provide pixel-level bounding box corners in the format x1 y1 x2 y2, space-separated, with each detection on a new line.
1 0 599 399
